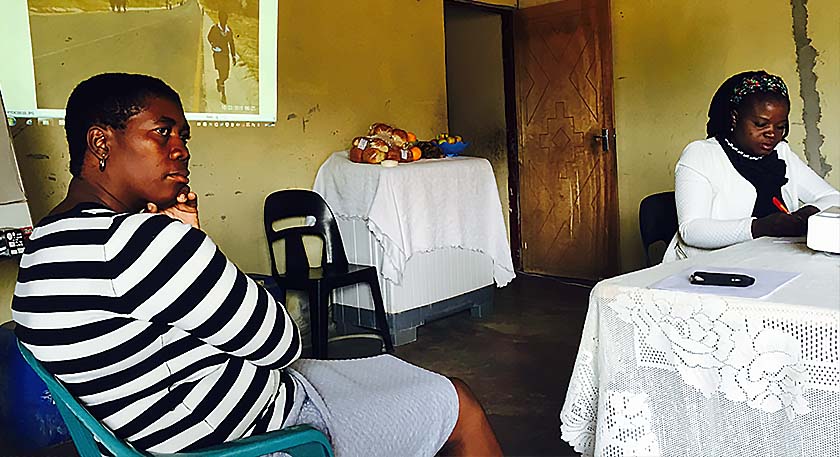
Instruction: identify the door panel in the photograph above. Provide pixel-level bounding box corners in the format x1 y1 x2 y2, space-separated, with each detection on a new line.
514 0 618 279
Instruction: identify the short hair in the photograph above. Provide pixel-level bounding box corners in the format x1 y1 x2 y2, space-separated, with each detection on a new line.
706 70 790 139
64 73 182 176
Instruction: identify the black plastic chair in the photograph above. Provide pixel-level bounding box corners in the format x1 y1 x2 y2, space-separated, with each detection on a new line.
639 191 678 266
264 189 394 359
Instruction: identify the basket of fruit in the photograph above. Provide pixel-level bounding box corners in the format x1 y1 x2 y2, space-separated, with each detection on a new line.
436 133 469 157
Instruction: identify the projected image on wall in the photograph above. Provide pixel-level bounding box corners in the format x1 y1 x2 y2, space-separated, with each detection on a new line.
1 0 277 122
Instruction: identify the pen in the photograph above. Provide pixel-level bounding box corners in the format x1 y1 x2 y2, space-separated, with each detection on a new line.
772 196 790 214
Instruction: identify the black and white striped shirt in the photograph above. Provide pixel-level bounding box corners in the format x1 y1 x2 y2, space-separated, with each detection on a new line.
13 203 302 452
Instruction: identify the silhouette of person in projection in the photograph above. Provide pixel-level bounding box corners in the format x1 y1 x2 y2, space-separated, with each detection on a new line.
207 10 237 104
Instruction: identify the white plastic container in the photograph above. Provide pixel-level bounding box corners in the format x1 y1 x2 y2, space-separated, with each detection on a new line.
807 206 840 254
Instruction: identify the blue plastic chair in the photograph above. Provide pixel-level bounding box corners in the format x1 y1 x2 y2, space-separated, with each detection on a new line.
17 342 333 457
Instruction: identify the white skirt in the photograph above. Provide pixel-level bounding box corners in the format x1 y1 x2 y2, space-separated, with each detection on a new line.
280 355 459 457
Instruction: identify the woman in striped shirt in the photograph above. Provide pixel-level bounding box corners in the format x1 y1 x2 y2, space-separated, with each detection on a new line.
13 73 502 456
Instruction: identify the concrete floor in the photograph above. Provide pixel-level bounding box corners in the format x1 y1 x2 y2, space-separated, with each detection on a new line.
23 273 590 457
396 273 590 457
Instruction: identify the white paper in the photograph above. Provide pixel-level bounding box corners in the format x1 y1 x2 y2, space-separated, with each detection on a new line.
649 266 801 299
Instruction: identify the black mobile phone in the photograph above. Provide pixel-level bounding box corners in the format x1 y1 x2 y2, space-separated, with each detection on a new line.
689 271 755 287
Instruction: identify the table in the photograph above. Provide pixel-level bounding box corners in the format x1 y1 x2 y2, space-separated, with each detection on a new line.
313 152 515 344
313 151 514 286
559 238 840 456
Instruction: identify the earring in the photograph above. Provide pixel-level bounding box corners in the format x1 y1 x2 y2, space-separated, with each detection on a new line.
98 153 108 172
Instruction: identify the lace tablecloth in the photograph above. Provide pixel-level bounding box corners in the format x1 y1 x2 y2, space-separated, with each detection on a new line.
559 238 840 456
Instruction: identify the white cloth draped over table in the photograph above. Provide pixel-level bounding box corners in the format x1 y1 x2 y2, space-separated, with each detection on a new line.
313 151 515 287
560 238 840 457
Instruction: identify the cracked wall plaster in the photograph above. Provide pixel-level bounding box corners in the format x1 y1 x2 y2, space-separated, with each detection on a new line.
791 0 832 177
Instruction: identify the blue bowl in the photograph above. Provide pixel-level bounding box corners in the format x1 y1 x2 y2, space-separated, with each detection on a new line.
438 141 469 157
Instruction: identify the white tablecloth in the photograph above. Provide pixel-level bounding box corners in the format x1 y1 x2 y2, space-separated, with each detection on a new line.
559 238 840 456
313 151 515 287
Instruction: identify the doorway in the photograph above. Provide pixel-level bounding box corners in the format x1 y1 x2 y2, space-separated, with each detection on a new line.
443 1 514 243
444 0 618 281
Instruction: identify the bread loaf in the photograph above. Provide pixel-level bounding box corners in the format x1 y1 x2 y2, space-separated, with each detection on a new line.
350 123 421 164
386 146 402 162
351 136 371 148
369 123 393 138
349 146 386 164
349 136 388 163
389 128 408 147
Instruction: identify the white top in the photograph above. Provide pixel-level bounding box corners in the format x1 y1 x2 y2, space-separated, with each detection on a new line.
663 138 840 262
313 152 515 286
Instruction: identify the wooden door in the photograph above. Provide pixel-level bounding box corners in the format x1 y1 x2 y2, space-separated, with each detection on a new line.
513 0 618 280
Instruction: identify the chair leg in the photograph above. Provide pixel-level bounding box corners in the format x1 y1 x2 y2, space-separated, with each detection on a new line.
365 272 394 353
319 288 335 359
308 287 329 359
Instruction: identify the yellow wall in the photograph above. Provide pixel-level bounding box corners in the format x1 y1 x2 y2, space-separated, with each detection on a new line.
4 1 840 322
612 0 840 271
0 0 448 322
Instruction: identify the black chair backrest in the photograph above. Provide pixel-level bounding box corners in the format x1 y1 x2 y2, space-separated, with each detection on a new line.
639 191 677 265
264 190 349 277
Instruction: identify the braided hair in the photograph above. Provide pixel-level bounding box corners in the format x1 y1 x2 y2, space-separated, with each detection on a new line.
705 70 790 139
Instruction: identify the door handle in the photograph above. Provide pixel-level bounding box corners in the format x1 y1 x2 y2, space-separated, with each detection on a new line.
593 128 610 152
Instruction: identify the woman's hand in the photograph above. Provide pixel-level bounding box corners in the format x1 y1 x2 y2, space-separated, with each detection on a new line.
792 204 820 221
751 212 807 238
146 188 200 229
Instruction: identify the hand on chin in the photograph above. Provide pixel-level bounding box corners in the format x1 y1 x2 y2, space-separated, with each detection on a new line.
145 187 200 229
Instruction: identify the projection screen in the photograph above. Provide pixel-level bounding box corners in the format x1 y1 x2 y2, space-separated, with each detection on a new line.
0 0 277 122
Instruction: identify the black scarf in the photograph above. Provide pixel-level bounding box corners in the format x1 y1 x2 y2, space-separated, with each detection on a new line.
716 136 788 218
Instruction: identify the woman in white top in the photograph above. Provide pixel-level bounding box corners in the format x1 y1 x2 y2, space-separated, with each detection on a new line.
664 71 840 262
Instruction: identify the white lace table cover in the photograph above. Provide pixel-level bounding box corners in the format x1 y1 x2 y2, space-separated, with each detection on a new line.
560 239 840 456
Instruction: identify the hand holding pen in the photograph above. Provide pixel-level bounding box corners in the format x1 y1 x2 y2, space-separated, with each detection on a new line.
773 196 819 220
752 198 819 238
